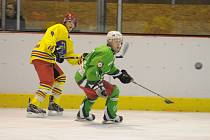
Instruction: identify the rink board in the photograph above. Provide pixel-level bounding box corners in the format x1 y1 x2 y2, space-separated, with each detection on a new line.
0 94 210 112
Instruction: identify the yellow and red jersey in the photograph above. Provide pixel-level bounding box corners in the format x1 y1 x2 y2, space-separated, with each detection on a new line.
30 23 81 65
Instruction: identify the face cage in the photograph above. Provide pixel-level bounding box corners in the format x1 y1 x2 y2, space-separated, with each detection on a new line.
107 38 123 46
64 18 77 27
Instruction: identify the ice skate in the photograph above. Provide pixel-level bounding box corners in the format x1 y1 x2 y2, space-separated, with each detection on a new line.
27 103 46 118
102 114 123 124
75 110 95 121
47 95 64 116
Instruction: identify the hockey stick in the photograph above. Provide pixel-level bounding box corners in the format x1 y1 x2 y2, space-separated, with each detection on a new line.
62 42 129 60
132 81 174 104
116 42 129 58
62 56 80 59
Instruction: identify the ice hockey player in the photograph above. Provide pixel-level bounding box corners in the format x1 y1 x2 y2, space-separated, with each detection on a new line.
74 31 133 123
27 13 82 117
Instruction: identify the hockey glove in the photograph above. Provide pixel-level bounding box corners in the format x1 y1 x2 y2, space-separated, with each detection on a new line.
78 53 89 65
87 81 107 98
114 70 133 84
82 53 89 58
54 46 65 63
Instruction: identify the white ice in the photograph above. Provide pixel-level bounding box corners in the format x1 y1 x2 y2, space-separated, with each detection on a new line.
0 109 210 140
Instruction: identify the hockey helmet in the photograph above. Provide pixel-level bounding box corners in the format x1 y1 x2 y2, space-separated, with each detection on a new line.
63 13 77 27
107 31 123 45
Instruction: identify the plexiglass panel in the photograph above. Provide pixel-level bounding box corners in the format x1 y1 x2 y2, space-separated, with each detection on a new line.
122 2 210 35
1 0 210 35
21 0 98 32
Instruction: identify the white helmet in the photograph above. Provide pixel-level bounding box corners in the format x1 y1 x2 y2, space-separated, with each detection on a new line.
107 31 123 45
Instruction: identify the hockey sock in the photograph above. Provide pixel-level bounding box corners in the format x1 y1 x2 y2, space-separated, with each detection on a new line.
105 86 119 119
80 97 96 117
31 97 42 107
52 74 66 104
31 83 52 107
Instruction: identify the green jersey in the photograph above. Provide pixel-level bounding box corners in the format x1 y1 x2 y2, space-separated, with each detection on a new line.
75 44 119 85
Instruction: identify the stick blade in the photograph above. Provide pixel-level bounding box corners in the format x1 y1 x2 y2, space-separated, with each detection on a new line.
164 99 174 104
116 42 129 58
116 55 123 58
121 42 129 56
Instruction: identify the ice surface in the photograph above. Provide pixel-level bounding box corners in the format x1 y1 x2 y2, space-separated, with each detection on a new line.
0 109 209 140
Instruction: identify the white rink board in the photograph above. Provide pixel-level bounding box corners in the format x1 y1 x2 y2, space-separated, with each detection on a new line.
0 33 210 98
0 109 210 140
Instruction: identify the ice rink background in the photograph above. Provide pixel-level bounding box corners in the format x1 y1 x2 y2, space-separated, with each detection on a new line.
0 33 210 140
1 33 210 98
0 109 209 140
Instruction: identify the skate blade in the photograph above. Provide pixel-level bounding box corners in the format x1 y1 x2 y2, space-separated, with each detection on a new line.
75 117 93 122
102 120 122 124
47 110 63 116
26 112 46 118
75 118 86 122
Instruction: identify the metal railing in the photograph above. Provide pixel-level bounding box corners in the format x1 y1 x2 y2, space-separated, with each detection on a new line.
1 0 21 30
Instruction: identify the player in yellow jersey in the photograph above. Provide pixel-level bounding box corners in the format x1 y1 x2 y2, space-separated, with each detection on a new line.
27 13 82 117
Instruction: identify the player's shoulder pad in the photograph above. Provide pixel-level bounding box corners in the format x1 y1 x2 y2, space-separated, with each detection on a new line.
60 23 68 29
96 44 113 55
54 24 68 33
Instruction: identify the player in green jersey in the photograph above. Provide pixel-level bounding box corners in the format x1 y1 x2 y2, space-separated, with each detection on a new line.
74 31 133 123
